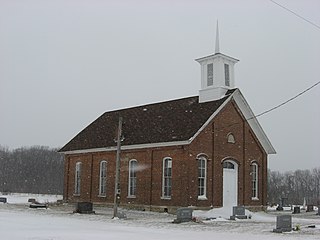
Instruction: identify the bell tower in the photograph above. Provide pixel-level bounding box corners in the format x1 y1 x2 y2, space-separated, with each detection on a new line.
196 22 239 103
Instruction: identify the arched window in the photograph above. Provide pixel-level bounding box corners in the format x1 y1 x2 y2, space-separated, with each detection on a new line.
74 162 82 195
251 163 258 199
128 159 137 197
99 160 107 196
162 157 172 199
223 161 235 169
227 133 235 143
197 155 207 199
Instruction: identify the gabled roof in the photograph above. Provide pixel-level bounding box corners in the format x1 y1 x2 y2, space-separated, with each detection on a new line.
59 89 276 155
59 94 230 153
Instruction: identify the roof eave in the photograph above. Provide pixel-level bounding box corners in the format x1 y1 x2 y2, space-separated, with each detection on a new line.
232 89 276 154
59 140 190 155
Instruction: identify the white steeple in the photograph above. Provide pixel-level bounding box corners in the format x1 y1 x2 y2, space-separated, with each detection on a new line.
196 22 239 103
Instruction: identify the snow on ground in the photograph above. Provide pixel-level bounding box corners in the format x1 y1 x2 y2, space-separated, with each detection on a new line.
0 192 62 204
0 194 319 240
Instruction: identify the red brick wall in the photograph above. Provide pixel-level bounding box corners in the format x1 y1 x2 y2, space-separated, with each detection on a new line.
63 100 268 209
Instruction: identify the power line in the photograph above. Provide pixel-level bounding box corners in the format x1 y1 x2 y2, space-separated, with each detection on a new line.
269 0 320 30
212 80 320 133
250 80 320 120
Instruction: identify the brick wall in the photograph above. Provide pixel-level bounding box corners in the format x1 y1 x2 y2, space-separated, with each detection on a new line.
63 100 268 209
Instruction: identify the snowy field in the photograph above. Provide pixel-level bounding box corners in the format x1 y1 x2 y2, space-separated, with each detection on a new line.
0 193 319 240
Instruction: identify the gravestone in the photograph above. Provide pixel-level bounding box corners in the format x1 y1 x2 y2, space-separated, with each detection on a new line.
29 203 47 209
117 211 127 219
173 207 193 223
74 202 95 214
0 197 7 203
28 198 36 203
317 206 320 215
230 206 247 220
273 215 292 233
292 206 300 214
306 205 314 212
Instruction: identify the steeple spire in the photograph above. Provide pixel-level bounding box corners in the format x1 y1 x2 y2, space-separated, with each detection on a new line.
215 20 220 53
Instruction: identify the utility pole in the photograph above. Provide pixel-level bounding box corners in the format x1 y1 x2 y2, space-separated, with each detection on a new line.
113 116 123 219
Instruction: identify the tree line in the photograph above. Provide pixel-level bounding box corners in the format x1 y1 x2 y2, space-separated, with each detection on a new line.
0 145 64 194
1 144 319 206
268 168 320 206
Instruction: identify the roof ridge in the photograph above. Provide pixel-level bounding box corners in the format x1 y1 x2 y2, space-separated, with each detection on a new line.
102 95 199 114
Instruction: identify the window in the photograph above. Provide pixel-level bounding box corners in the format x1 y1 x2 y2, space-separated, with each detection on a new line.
207 63 213 86
251 163 258 199
128 159 137 197
227 133 235 143
223 161 234 169
198 155 207 198
224 63 230 86
162 157 172 198
99 161 107 196
74 162 82 195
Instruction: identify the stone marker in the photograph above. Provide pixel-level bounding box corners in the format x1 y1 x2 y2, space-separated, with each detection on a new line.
117 211 127 219
292 206 300 214
230 206 247 220
0 197 7 203
273 215 292 233
29 203 47 209
173 207 193 223
74 202 95 214
317 206 320 216
28 198 36 203
306 205 314 212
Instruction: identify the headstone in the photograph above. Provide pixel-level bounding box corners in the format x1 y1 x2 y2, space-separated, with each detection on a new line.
173 207 193 223
273 215 292 233
29 203 47 209
230 206 247 220
306 205 314 212
292 206 300 214
317 206 320 215
117 211 127 219
0 197 7 203
28 198 36 203
74 202 95 214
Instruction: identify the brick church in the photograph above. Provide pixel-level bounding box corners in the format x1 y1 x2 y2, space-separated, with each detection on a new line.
59 27 275 212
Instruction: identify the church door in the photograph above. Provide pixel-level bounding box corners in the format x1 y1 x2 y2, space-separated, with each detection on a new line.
223 160 238 207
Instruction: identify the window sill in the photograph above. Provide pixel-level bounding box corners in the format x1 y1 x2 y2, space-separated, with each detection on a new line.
73 194 80 197
127 195 136 199
198 196 208 200
161 197 171 200
251 197 259 201
98 195 106 198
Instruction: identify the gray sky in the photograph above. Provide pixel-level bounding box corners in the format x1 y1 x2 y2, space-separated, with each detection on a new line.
0 0 319 172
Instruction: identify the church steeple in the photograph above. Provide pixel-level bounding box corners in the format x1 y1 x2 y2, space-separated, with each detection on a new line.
196 22 239 103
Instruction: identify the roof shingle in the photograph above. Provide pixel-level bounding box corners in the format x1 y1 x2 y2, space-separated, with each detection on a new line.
59 94 231 152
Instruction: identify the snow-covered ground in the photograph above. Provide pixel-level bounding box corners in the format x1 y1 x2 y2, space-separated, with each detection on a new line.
0 192 62 204
0 193 319 240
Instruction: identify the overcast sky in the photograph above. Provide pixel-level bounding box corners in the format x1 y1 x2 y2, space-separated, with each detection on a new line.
0 0 319 172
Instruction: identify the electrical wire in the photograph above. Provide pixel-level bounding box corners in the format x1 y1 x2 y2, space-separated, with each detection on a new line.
249 80 320 120
212 80 320 133
269 0 320 30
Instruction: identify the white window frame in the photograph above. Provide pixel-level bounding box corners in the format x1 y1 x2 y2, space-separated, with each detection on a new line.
197 155 207 200
74 162 82 196
128 159 137 197
162 157 172 199
99 160 107 197
251 163 259 200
